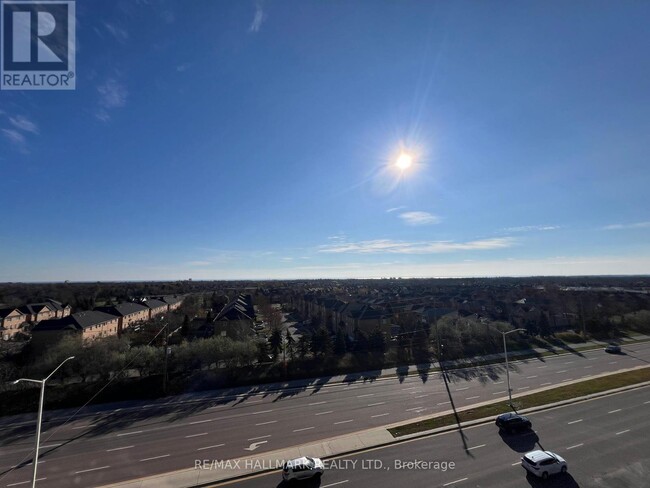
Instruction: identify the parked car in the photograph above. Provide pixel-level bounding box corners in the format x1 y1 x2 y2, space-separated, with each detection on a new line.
605 344 622 354
495 413 532 433
521 450 567 479
282 456 324 482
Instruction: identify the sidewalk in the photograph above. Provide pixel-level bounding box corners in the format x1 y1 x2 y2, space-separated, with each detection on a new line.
99 364 650 488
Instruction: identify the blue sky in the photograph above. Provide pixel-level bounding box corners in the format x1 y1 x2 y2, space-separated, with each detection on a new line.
1 0 650 281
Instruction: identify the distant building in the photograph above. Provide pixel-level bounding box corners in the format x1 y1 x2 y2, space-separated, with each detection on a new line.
31 310 120 348
212 294 255 340
95 302 150 333
137 298 168 320
0 308 27 340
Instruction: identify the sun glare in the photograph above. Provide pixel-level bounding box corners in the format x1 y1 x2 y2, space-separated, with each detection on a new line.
396 152 413 171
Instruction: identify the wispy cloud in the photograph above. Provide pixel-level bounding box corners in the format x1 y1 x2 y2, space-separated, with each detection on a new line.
9 115 38 134
503 225 561 232
386 206 406 213
96 78 128 121
398 211 441 226
318 237 515 254
176 63 191 72
2 128 26 145
249 1 266 32
104 22 129 43
327 234 346 241
602 221 650 230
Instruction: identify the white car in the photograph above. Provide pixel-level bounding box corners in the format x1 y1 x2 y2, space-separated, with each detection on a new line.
521 450 567 479
282 456 324 481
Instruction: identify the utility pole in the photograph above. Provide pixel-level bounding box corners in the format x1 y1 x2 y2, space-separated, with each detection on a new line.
162 321 169 395
14 357 75 488
487 326 526 406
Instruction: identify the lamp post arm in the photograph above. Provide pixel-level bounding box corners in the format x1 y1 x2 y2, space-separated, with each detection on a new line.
44 356 75 382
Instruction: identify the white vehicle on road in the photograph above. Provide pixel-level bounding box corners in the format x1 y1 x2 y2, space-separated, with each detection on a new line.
521 450 567 479
282 456 324 482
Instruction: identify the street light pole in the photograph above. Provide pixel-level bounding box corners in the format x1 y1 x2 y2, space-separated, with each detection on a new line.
486 326 525 405
13 356 75 488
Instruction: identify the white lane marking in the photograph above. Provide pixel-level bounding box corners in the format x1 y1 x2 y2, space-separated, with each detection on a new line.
443 478 468 486
608 409 622 414
437 401 451 405
584 365 593 369
511 461 520 466
293 426 315 432
250 410 274 415
367 402 386 407
493 381 504 384
7 480 46 487
406 407 424 411
72 425 89 430
140 454 170 462
334 420 354 425
315 411 334 416
414 394 430 399
526 375 538 379
609 361 618 364
455 387 469 391
537 365 548 369
321 481 349 488
540 382 552 386
518 386 530 390
255 420 277 426
106 445 134 452
190 419 213 425
402 387 418 391
556 370 568 374
371 413 390 418
466 444 486 451
185 432 209 438
118 430 143 436
567 419 583 424
560 378 573 382
247 435 271 441
208 405 228 409
39 443 61 449
197 444 225 451
616 429 630 435
357 394 374 398
564 361 575 364
75 466 110 473
492 391 506 395
466 396 480 400
566 443 583 450
582 375 592 378
309 401 327 406
644 400 650 405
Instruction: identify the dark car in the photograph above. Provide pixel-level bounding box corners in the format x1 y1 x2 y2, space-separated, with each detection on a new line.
605 344 622 354
496 413 532 433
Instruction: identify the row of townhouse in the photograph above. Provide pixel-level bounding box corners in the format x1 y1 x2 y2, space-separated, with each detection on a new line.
0 299 72 340
29 295 183 346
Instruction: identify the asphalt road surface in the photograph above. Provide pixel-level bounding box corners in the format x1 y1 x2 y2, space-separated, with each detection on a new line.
211 386 650 488
1 342 649 487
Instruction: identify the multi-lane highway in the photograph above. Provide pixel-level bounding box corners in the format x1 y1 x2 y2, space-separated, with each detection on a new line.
215 386 650 488
1 342 649 487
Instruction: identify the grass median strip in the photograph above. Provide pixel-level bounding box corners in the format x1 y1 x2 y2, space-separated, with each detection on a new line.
388 367 650 438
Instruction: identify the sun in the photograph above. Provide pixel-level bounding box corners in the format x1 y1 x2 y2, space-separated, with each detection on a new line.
395 152 413 171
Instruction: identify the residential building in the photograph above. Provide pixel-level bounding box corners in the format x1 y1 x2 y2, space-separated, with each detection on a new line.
31 310 120 348
95 302 150 333
0 308 27 340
